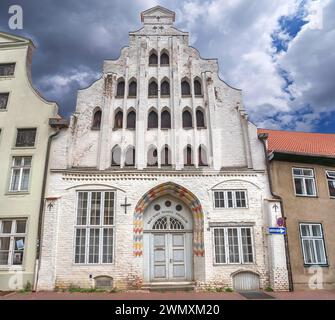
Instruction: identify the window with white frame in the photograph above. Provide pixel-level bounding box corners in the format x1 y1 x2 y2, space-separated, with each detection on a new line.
300 223 327 265
0 219 27 266
9 156 32 192
326 170 335 197
213 190 247 208
74 191 115 264
213 227 254 264
293 168 316 196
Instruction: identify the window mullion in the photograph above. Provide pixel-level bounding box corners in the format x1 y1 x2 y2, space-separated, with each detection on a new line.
18 167 23 192
238 228 242 264
224 228 229 264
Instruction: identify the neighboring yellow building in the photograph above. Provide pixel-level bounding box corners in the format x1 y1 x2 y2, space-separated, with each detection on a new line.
0 31 59 290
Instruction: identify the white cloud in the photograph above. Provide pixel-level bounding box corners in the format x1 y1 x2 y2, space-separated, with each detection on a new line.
37 67 99 98
173 0 335 131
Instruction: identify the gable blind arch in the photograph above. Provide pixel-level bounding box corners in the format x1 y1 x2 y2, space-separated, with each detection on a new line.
148 81 158 97
194 79 202 96
114 111 123 129
160 52 169 66
128 81 137 97
149 52 158 65
116 80 125 97
161 81 170 96
196 109 205 128
182 110 193 128
148 110 158 129
181 80 191 96
92 109 102 130
127 111 136 129
161 110 171 129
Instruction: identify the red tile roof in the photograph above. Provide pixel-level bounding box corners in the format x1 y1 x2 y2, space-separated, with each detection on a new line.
258 129 335 158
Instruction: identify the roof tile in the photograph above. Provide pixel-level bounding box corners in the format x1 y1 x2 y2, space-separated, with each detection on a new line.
258 129 335 157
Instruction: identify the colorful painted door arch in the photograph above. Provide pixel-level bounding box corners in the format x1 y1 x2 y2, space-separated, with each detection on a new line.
134 182 205 257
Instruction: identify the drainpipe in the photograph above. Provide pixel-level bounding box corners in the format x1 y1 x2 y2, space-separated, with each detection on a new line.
258 133 294 292
32 126 61 291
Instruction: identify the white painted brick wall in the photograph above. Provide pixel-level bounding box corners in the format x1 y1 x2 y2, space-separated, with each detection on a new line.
38 7 289 292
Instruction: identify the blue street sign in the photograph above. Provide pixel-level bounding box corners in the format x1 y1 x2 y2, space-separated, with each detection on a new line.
268 227 286 235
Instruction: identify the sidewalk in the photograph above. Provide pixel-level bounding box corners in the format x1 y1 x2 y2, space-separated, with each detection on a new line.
1 290 335 300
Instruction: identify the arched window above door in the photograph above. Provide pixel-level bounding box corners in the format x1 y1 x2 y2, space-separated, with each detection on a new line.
152 216 184 230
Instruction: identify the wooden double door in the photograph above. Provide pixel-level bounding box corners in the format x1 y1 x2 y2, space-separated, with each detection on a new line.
150 232 192 281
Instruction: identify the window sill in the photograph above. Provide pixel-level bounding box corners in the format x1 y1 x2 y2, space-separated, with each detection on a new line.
183 127 193 130
0 109 8 112
127 96 137 99
5 191 30 196
0 265 24 271
126 127 136 130
295 194 318 198
148 95 158 98
161 127 171 130
72 263 115 267
304 264 329 268
91 127 100 131
0 76 15 79
213 207 249 210
161 95 170 98
12 146 36 150
112 128 122 131
149 64 158 67
197 127 207 130
182 95 192 98
115 96 124 99
213 262 255 266
195 95 204 98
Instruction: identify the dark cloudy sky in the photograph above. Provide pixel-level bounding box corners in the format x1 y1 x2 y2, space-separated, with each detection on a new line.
1 0 334 132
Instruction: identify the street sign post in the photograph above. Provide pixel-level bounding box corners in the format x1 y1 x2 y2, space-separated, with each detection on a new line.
268 227 286 235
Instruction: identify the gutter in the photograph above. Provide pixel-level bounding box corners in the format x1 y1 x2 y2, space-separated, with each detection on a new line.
33 118 68 291
258 133 294 292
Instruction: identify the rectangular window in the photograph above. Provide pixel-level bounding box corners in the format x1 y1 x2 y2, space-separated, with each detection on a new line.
300 223 327 265
0 93 9 110
74 191 115 264
293 168 316 196
0 63 15 77
326 170 335 197
0 219 27 266
213 190 248 208
15 128 37 147
9 156 32 192
213 227 254 264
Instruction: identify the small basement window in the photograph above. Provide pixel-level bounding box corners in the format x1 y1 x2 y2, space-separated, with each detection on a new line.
94 276 113 290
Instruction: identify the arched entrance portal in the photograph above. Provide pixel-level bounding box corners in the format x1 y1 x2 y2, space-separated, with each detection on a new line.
143 197 193 282
134 182 205 284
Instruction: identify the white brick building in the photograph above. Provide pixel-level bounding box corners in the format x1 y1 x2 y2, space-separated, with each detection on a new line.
37 6 289 291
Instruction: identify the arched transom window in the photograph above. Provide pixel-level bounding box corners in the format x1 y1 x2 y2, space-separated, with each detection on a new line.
152 216 185 230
